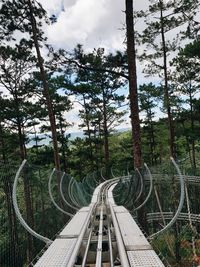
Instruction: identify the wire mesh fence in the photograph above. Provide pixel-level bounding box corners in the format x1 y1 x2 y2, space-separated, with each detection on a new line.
112 160 200 267
1 159 200 266
0 161 100 267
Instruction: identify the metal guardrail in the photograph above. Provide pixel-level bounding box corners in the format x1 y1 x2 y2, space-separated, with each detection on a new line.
13 159 189 266
12 160 52 245
48 169 74 217
149 157 185 239
147 212 200 223
134 164 153 211
145 174 200 184
107 179 165 267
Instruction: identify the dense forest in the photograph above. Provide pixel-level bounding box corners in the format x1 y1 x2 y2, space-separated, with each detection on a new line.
0 0 200 266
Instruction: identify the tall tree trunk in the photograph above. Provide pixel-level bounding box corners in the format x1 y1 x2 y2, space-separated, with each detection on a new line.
16 110 34 262
147 109 156 165
189 88 196 170
34 125 39 152
2 163 21 265
11 89 35 262
181 121 192 168
172 177 181 264
83 96 94 168
0 123 6 162
58 114 68 173
125 0 142 169
37 168 47 235
159 143 163 164
17 119 26 160
150 121 156 165
98 119 104 167
27 0 60 171
94 125 101 171
125 0 146 232
160 0 175 158
102 89 110 177
22 126 27 158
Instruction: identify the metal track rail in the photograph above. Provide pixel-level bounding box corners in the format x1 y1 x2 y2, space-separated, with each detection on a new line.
33 177 165 266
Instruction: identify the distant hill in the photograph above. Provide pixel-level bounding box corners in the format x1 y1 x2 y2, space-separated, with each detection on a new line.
27 131 84 148
27 128 131 148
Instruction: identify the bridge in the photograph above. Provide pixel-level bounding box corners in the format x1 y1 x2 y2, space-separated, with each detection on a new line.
10 158 197 267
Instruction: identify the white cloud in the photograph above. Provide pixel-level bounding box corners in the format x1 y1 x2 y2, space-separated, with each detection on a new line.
41 0 126 51
35 0 165 132
37 0 151 54
39 0 63 15
0 85 8 96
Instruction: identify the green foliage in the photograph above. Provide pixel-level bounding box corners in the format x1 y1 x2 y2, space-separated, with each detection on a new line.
0 0 48 43
0 0 200 266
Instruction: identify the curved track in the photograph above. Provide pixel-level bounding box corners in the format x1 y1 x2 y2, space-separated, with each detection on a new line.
32 177 164 266
12 158 191 266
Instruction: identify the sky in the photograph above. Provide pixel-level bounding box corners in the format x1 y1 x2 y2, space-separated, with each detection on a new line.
36 0 153 132
39 0 149 52
0 0 175 134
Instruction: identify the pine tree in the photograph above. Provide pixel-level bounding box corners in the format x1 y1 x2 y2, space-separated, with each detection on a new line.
0 0 61 170
0 42 37 262
139 83 161 165
125 0 142 169
138 0 187 157
72 48 127 177
171 40 200 168
35 74 72 172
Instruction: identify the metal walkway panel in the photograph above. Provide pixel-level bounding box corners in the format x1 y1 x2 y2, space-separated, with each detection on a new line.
91 181 107 203
78 207 90 212
91 187 100 203
113 206 128 213
115 212 151 249
107 184 117 204
91 193 98 203
59 209 90 237
34 238 76 267
127 250 164 267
